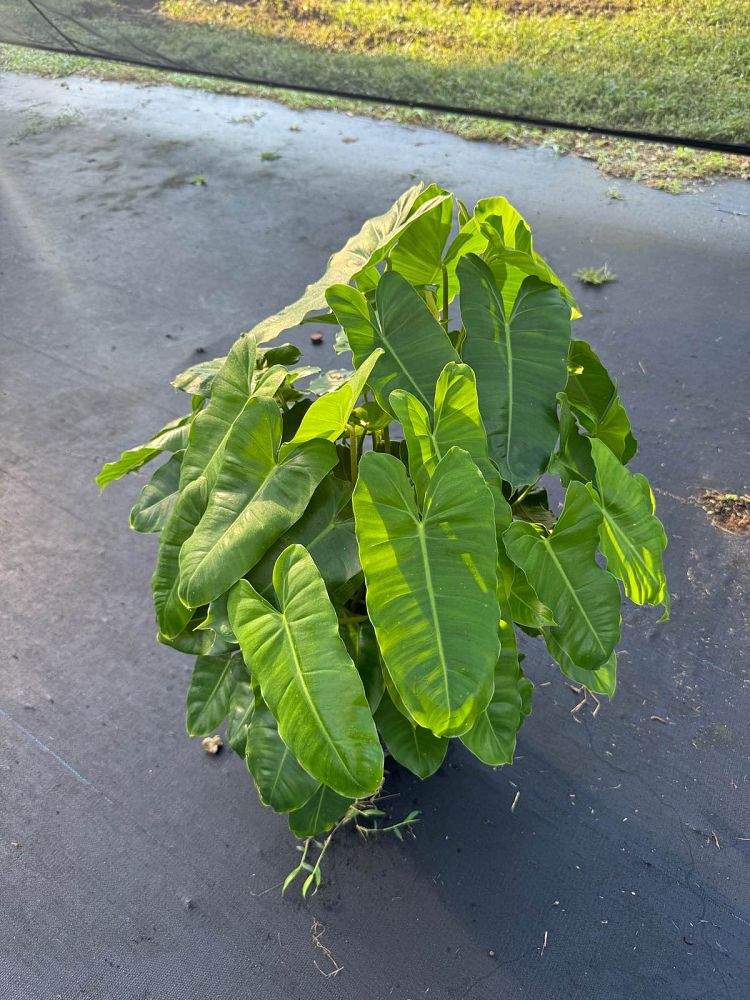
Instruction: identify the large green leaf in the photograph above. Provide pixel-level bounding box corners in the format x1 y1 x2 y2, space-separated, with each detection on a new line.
588 439 669 617
350 621 385 715
437 194 534 307
197 591 236 645
458 254 571 487
96 414 191 489
157 609 217 656
153 337 263 629
375 690 447 779
460 621 527 766
497 545 555 630
226 679 256 755
504 482 621 671
179 334 258 490
178 397 337 608
553 391 596 487
129 450 183 534
245 700 320 812
246 184 450 344
247 476 360 601
353 447 499 738
438 197 579 318
152 477 208 638
389 362 505 514
228 545 383 799
389 184 454 286
287 785 352 838
279 348 383 457
480 229 579 321
565 340 637 463
172 357 226 397
545 631 617 699
326 271 459 416
185 650 243 736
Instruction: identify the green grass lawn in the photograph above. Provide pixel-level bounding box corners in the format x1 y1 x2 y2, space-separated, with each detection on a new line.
1 28 748 191
4 0 748 142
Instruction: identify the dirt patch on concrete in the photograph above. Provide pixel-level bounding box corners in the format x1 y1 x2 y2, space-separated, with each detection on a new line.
698 490 750 536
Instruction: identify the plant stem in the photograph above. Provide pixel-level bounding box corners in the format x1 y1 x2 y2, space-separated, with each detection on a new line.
337 612 369 625
441 264 449 332
512 482 534 506
348 426 358 484
382 423 391 453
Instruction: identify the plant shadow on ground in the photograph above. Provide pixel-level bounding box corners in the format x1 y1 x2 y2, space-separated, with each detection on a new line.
301 677 747 997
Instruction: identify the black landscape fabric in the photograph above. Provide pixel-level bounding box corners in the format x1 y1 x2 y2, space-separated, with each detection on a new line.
1 74 749 999
1 0 750 153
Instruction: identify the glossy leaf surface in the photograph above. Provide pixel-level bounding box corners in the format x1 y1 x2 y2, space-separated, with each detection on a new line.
247 476 359 601
129 450 183 534
96 414 190 489
389 184 454 286
228 545 383 798
248 185 450 344
152 477 208 638
179 397 337 607
179 334 257 490
458 254 571 487
504 482 621 671
545 631 617 699
287 785 352 839
589 439 669 616
246 700 319 812
280 348 383 456
389 362 503 511
326 272 459 416
375 691 448 779
226 679 256 755
185 650 242 736
460 621 527 766
353 448 498 738
565 340 637 463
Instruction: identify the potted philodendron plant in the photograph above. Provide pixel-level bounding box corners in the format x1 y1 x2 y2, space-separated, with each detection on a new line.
98 184 668 894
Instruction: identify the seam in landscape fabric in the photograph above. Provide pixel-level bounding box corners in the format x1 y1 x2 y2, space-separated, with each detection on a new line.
2 0 749 155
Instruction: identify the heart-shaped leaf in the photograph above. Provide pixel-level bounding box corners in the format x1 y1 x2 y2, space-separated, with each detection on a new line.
129 450 183 534
185 650 243 736
247 184 450 344
504 482 621 671
179 396 337 607
246 700 319 812
354 447 499 738
458 253 571 488
460 621 529 766
327 271 459 416
228 545 383 799
375 690 447 779
588 438 669 617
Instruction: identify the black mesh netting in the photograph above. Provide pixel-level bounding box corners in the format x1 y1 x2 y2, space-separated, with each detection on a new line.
2 0 749 153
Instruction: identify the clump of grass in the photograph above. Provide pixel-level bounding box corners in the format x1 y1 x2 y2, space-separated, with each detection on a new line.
8 106 82 145
189 174 207 185
605 185 624 200
260 151 282 161
574 264 617 285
